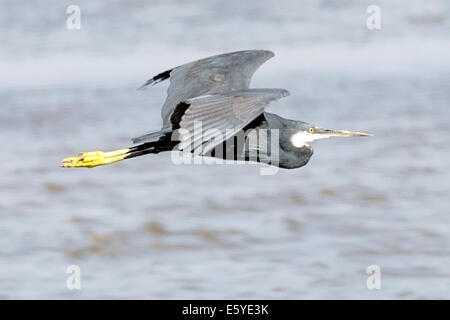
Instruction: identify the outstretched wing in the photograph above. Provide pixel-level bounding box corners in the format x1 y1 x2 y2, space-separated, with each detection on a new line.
139 50 275 130
171 88 289 155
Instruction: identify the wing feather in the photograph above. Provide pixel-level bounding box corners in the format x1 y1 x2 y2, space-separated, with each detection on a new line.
174 89 289 155
139 50 275 130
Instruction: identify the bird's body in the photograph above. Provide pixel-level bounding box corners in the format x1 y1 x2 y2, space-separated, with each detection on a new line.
62 50 370 169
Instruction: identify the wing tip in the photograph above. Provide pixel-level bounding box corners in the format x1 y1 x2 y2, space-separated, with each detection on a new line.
221 49 274 62
249 49 275 61
262 50 275 58
243 49 274 56
277 88 290 97
265 88 290 98
137 69 172 90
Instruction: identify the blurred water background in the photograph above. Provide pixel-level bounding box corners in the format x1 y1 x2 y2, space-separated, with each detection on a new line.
1 0 449 299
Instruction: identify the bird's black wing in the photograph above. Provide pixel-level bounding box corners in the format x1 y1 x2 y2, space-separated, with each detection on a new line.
136 50 275 136
172 89 289 155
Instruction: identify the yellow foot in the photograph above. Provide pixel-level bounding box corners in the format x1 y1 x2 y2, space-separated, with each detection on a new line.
61 149 130 168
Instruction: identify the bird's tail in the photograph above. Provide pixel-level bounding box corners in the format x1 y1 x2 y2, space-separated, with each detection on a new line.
61 142 160 168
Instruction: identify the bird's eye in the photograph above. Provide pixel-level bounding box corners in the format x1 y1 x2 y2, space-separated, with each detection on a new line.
308 127 315 134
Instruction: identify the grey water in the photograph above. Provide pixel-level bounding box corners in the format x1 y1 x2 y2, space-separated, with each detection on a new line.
0 0 450 299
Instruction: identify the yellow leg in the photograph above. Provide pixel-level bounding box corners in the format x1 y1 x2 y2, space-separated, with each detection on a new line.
61 148 131 168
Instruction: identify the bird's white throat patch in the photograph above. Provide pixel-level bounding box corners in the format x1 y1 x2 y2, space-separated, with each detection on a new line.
290 131 331 148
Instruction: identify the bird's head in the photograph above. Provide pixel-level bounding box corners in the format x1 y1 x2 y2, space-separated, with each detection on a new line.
290 122 372 148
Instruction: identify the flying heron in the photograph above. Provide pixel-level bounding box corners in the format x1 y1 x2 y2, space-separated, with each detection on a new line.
62 50 371 170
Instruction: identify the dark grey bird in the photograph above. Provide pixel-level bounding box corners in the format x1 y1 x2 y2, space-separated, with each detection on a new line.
62 50 371 169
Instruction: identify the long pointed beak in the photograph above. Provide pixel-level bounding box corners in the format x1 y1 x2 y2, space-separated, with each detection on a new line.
316 128 373 137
